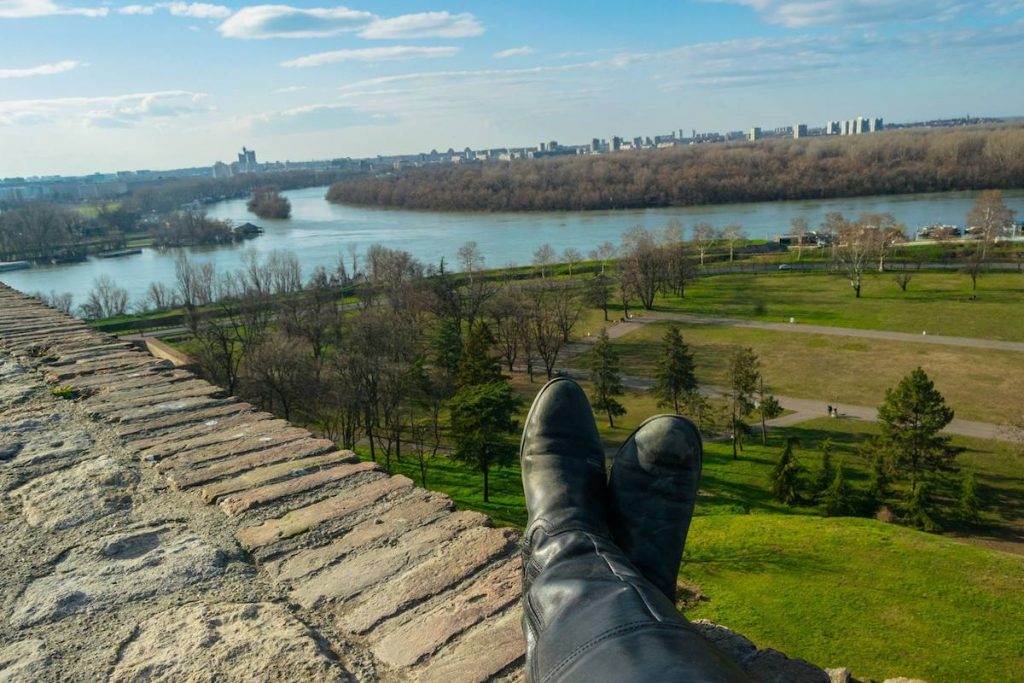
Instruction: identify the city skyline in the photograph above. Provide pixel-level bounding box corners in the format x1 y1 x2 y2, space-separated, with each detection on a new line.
2 0 1024 177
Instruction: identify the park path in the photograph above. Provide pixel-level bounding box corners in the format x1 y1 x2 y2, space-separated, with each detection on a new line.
562 316 1015 443
612 311 1024 353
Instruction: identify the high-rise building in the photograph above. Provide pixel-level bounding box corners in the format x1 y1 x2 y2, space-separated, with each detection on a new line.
871 117 884 132
793 124 808 139
855 117 867 134
237 147 257 172
826 121 840 135
610 136 622 152
748 127 761 141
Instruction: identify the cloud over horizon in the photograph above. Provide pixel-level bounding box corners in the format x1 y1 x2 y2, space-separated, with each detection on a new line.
0 0 106 18
0 60 80 78
282 45 460 68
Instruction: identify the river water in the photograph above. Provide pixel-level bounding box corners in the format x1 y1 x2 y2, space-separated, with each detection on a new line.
2 186 1022 306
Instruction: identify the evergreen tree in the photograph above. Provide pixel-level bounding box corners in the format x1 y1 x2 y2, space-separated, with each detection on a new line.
878 368 956 495
432 318 462 384
771 437 801 505
448 381 522 502
823 463 854 516
866 450 890 508
958 470 981 524
728 347 760 459
587 329 626 427
457 323 502 388
903 479 938 532
814 439 835 500
757 379 783 445
653 325 698 414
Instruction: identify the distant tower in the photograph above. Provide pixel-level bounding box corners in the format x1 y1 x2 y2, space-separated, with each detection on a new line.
871 117 884 132
748 127 762 141
610 136 622 152
794 124 808 139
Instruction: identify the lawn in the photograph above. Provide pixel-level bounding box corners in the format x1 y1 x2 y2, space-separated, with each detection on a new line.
651 271 1024 342
683 514 1024 683
594 320 1021 424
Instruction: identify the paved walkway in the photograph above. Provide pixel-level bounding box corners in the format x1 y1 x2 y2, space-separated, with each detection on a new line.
618 311 1024 353
563 315 1014 443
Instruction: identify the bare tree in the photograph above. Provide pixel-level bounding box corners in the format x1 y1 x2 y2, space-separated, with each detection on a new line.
789 217 809 261
619 227 663 309
722 224 746 262
528 287 569 379
964 190 1017 290
32 290 73 315
457 240 485 280
562 247 582 277
486 289 528 372
858 212 906 272
691 222 718 266
146 282 179 311
588 241 616 274
533 243 556 278
832 215 875 298
79 275 129 319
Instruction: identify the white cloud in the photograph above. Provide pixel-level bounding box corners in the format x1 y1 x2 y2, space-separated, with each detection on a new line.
358 11 483 39
117 2 229 18
217 5 374 39
163 2 229 19
0 0 107 18
711 0 968 28
494 46 534 59
243 102 389 134
283 45 459 68
118 4 154 14
274 85 308 93
0 60 80 78
0 90 209 127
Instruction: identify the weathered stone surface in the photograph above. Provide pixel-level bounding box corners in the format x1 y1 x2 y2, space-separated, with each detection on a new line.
219 458 373 516
168 438 337 489
155 425 310 470
108 395 225 425
199 451 359 503
10 524 227 628
827 667 852 683
130 413 280 452
412 608 524 683
0 359 35 409
372 557 522 668
0 413 94 474
290 509 486 609
109 602 348 683
12 453 137 531
236 474 414 550
340 526 517 634
264 490 453 583
115 401 252 439
0 639 50 683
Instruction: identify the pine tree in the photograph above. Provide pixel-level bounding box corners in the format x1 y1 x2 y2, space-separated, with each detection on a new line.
878 367 956 492
814 439 835 500
866 450 890 508
653 325 698 414
457 323 502 388
728 347 760 459
771 437 801 505
823 463 854 516
957 470 981 524
587 328 626 427
903 479 938 532
449 381 522 502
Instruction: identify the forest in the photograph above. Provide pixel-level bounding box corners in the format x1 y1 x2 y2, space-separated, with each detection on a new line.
326 125 1024 212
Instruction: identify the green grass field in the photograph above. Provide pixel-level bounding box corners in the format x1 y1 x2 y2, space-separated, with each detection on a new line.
683 514 1024 683
595 320 1021 423
654 271 1024 341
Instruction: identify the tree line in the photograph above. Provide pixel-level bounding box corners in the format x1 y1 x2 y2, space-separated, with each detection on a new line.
326 126 1024 212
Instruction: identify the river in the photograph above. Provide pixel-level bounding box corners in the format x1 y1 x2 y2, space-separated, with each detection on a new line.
2 187 1022 306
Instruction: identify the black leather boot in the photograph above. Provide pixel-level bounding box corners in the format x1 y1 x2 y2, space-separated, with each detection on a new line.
608 415 704 602
521 380 750 683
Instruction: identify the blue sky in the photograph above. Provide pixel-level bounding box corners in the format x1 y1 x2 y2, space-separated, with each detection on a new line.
1 0 1023 176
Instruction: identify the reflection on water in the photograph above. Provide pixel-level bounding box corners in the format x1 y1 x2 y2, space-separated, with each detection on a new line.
2 186 1022 306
